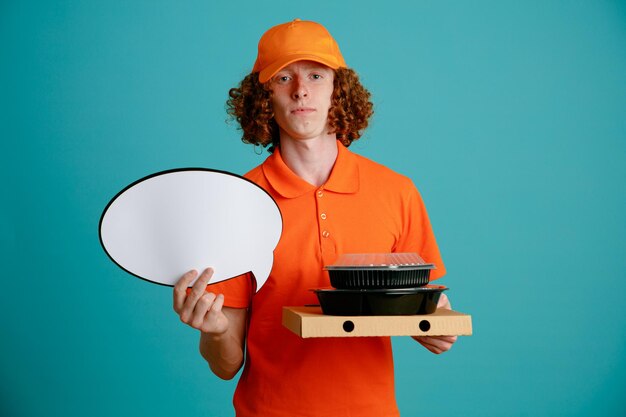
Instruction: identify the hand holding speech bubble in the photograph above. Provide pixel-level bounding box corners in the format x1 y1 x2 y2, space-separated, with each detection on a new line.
99 169 282 291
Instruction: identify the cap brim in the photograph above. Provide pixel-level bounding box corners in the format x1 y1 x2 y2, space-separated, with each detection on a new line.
258 54 346 83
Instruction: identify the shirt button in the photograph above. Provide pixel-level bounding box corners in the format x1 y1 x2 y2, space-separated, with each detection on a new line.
322 230 330 238
320 213 327 220
317 190 324 198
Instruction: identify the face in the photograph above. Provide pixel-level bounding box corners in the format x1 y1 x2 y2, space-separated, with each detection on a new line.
269 61 335 142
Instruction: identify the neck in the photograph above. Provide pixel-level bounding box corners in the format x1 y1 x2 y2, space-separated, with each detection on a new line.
279 133 339 187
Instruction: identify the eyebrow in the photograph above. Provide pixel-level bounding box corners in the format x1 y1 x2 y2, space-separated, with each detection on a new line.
278 64 332 73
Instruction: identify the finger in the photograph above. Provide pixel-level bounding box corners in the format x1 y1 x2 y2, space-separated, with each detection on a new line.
417 334 457 341
173 269 198 313
416 337 447 354
186 268 215 307
190 292 217 329
209 293 225 315
415 335 457 354
413 337 442 354
180 268 214 322
191 267 214 288
428 335 458 346
203 294 224 325
437 293 452 310
423 344 443 355
202 294 228 334
414 335 456 346
178 268 213 324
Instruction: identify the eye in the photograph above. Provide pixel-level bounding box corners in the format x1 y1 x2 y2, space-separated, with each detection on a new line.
310 73 322 80
273 75 292 84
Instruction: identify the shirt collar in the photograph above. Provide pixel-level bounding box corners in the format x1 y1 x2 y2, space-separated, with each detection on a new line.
262 140 360 199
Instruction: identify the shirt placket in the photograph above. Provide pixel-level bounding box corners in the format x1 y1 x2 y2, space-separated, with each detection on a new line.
315 187 336 263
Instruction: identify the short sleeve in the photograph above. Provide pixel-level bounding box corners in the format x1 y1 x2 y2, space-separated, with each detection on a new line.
394 183 446 280
204 272 253 308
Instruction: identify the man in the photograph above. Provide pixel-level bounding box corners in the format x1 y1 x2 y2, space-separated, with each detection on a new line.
173 19 457 417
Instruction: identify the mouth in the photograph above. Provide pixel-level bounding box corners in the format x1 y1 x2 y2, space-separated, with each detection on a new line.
291 107 316 114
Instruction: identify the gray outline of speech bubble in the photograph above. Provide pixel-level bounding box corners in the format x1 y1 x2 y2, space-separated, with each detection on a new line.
98 167 283 289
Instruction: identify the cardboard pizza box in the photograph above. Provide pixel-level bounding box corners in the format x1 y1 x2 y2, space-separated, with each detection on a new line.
282 306 472 338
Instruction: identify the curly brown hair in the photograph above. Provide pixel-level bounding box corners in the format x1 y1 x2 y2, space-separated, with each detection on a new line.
226 68 373 152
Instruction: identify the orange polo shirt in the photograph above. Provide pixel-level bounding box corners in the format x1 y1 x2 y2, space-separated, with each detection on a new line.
208 141 445 417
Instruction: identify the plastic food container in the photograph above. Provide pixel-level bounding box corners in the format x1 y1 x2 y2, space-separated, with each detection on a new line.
325 253 435 289
312 285 447 316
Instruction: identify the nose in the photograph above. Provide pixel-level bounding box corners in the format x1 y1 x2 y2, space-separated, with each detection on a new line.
292 78 308 100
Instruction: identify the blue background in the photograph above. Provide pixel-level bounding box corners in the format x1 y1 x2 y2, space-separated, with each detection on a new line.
2 1 625 416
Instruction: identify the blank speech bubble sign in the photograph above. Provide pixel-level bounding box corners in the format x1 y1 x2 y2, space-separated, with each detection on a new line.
99 168 282 291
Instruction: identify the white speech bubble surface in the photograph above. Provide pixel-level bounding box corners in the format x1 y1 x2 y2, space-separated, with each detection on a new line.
99 168 282 290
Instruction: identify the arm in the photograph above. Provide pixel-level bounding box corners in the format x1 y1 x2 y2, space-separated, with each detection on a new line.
412 293 458 354
395 183 456 353
199 306 246 379
173 268 247 380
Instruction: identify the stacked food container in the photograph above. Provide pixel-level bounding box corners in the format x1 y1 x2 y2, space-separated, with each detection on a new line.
312 253 448 316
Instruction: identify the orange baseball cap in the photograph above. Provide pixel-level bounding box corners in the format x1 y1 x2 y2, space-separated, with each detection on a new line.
252 19 347 83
